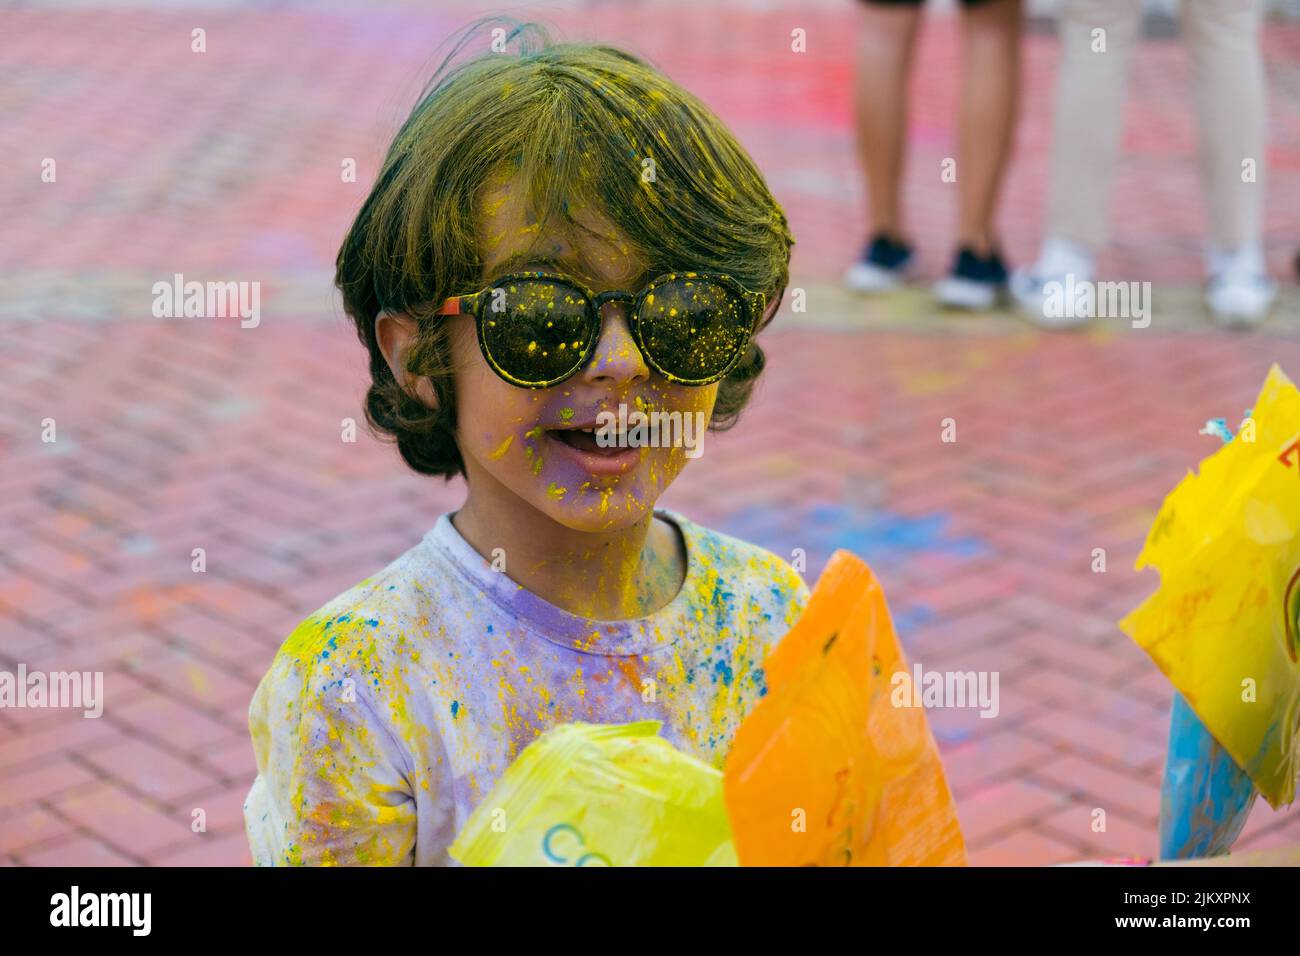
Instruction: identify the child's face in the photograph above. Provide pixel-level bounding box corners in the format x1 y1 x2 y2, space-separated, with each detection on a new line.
449 178 718 533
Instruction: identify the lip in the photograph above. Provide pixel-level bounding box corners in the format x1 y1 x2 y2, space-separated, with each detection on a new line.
542 425 640 477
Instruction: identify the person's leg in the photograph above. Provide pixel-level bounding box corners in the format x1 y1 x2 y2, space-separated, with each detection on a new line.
1181 0 1274 326
1009 0 1141 325
1043 0 1141 256
844 0 925 293
853 1 923 241
931 0 1024 309
1182 0 1267 256
955 0 1021 257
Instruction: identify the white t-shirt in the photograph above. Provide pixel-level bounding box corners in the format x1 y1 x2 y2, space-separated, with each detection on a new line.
243 508 809 866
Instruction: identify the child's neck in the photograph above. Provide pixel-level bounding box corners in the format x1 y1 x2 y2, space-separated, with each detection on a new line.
452 493 687 622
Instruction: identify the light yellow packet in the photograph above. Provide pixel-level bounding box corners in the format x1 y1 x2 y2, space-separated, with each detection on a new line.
450 721 737 866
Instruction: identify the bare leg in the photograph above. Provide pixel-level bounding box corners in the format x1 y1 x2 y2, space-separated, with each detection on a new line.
854 4 923 240
956 0 1022 255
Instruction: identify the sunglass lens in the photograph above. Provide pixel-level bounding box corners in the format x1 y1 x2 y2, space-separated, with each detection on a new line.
479 279 593 385
636 276 750 383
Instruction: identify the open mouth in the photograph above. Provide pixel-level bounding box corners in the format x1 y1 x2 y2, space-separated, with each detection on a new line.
542 423 641 477
547 426 627 456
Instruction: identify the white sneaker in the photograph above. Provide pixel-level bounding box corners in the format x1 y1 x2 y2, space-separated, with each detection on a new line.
843 234 916 293
1206 246 1275 328
933 274 998 310
844 259 909 293
1010 237 1096 329
932 246 1010 311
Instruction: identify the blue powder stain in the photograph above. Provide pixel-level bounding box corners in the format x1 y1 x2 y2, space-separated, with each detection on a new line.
451 701 460 719
713 658 734 687
892 604 937 642
721 503 988 570
122 535 157 557
933 725 972 745
814 504 986 559
366 618 380 627
486 624 494 634
338 614 352 623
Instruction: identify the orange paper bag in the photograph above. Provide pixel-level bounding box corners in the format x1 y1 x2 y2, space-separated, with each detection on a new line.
723 550 967 866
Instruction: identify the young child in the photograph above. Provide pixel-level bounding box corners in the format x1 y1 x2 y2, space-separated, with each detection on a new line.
243 22 808 866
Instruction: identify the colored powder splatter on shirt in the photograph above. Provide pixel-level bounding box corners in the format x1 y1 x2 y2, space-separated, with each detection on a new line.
243 508 808 866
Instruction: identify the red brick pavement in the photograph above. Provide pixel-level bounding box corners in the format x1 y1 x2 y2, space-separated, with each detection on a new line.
3 1 1300 866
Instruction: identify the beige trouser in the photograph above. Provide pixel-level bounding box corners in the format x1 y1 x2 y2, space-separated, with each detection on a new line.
1045 0 1268 253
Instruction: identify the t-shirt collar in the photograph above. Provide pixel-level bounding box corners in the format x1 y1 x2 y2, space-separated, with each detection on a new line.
421 507 700 657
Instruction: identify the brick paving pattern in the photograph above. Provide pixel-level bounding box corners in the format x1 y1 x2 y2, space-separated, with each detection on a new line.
2 0 1300 865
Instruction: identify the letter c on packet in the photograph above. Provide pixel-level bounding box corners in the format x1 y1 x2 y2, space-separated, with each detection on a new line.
542 822 584 864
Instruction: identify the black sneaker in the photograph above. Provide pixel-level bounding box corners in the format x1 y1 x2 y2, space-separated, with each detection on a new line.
843 233 915 292
933 246 1009 310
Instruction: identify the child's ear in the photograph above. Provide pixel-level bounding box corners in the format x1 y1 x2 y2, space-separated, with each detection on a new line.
376 312 438 409
760 288 785 327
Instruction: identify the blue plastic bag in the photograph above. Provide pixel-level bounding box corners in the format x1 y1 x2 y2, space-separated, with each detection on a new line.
1159 693 1257 860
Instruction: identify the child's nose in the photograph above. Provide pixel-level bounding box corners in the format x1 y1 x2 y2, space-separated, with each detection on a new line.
580 302 650 389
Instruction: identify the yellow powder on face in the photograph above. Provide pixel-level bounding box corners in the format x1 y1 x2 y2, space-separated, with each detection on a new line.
488 435 514 459
521 426 545 474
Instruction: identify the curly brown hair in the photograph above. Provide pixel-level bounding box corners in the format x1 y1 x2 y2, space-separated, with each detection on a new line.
335 19 794 479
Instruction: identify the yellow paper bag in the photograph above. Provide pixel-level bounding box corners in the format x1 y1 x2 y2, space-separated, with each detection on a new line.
1120 364 1300 807
723 550 967 866
450 721 737 866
